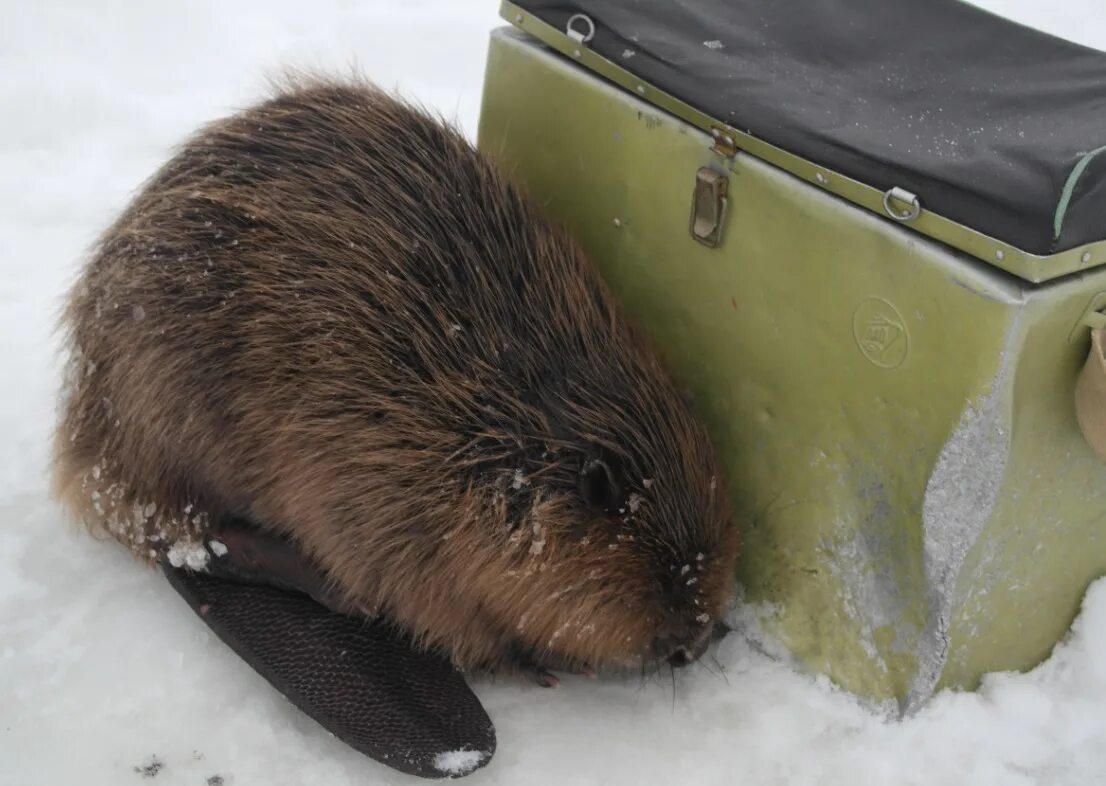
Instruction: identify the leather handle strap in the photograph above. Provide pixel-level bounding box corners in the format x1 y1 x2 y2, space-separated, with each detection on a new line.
1075 328 1106 462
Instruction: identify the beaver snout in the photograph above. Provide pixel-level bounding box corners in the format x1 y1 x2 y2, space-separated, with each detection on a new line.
652 626 713 667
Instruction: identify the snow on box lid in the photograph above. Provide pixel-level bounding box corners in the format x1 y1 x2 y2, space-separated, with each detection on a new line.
504 0 1106 281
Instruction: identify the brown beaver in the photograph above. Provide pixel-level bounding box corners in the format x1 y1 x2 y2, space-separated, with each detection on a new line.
52 76 740 679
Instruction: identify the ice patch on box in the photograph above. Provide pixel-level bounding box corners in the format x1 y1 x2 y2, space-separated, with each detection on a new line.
909 327 1018 709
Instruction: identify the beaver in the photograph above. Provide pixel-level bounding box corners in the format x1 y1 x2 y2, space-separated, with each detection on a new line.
53 76 740 680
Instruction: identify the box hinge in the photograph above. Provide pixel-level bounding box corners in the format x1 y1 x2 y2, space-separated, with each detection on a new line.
709 128 738 158
690 167 729 247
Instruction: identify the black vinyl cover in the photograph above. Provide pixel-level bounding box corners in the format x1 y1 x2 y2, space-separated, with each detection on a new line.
514 0 1106 256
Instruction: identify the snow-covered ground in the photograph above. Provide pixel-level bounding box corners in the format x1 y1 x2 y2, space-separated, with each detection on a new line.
2 2 1105 784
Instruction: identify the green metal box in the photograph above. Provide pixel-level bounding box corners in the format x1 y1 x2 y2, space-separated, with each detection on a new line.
477 19 1106 709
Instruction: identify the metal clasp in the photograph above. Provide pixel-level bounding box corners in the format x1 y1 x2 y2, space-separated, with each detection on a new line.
690 168 729 247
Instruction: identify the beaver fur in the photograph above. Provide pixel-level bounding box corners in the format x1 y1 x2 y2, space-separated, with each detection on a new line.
53 77 740 675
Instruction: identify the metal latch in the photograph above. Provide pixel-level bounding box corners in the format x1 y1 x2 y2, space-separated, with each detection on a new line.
689 168 729 247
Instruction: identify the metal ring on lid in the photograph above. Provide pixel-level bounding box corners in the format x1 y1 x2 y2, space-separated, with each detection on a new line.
882 186 921 222
566 13 596 44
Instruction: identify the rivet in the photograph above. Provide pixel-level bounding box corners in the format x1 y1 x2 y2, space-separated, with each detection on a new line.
516 14 523 22
573 49 581 58
612 218 622 228
636 85 645 94
815 172 827 184
1082 251 1093 264
995 249 1005 261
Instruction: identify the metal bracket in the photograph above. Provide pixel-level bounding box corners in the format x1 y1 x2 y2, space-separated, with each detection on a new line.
690 168 729 247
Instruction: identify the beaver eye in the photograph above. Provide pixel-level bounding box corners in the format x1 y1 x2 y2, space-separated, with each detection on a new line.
579 458 627 515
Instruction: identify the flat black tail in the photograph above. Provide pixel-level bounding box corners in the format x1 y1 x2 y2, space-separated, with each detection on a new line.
163 557 495 779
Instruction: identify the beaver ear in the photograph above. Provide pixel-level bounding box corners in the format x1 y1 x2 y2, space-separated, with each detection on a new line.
579 458 628 515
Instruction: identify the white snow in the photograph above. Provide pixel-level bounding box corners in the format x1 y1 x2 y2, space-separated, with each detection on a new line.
2 1 1105 785
433 749 490 777
166 541 210 572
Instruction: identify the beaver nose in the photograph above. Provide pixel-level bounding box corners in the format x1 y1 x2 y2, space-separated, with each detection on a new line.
653 629 711 667
667 645 694 667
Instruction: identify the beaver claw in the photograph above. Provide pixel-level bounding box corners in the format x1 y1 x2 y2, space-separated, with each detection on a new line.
527 667 560 688
510 650 597 687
